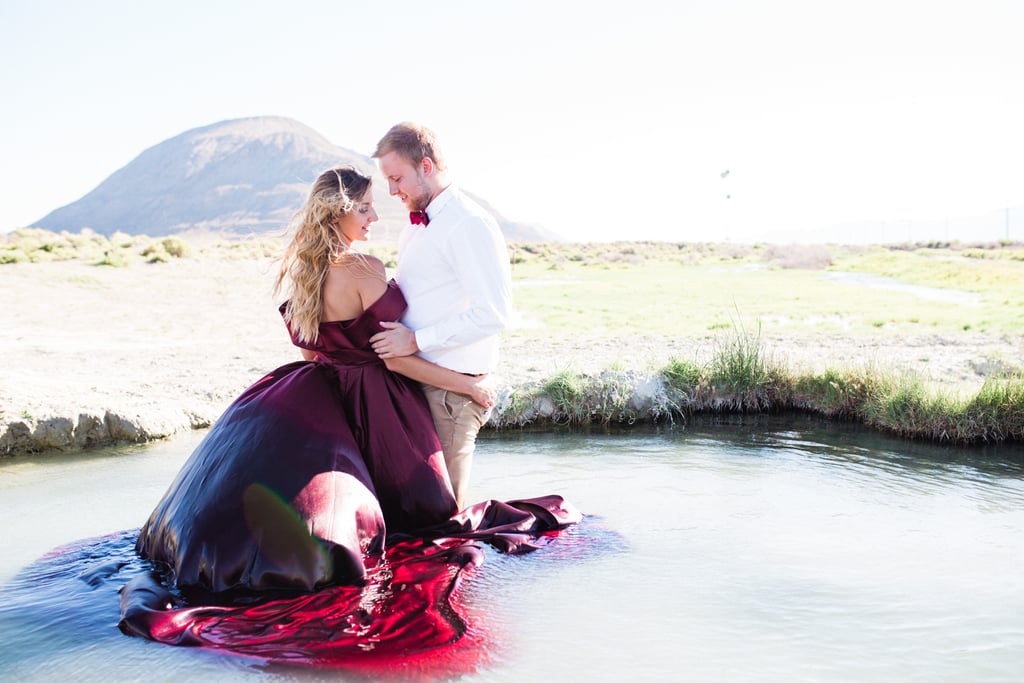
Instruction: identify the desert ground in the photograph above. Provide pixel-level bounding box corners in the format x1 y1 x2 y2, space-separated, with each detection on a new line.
2 240 1022 456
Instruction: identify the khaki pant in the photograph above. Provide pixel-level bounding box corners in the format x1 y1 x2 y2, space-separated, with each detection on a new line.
420 384 492 510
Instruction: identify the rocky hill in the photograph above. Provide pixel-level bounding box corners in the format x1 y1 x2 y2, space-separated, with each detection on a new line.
34 116 558 242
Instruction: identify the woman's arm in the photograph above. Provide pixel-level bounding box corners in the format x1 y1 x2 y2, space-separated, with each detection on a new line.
353 258 495 408
300 348 318 361
384 356 496 409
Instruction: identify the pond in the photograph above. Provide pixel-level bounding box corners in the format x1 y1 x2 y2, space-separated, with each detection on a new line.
2 416 1022 681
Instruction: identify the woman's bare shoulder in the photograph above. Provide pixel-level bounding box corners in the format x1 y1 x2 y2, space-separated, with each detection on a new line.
356 254 387 277
326 254 386 283
320 254 388 320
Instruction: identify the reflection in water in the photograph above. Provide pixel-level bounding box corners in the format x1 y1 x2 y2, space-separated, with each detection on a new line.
2 418 1023 682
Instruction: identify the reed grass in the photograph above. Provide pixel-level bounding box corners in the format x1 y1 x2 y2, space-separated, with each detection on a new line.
492 327 1024 446
494 369 639 426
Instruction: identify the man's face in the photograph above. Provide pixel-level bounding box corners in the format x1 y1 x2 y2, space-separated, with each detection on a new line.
377 151 432 212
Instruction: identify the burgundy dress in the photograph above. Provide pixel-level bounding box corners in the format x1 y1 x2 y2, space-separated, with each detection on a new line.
119 281 583 670
135 281 458 593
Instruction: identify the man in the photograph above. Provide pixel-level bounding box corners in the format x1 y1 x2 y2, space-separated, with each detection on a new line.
369 122 512 509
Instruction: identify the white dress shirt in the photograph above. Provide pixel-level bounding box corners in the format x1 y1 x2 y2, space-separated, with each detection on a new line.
396 185 512 374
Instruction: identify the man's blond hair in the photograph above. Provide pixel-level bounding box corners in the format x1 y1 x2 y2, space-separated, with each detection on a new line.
373 121 447 171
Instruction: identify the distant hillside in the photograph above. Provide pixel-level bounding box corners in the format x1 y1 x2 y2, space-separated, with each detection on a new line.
33 116 558 242
462 191 563 242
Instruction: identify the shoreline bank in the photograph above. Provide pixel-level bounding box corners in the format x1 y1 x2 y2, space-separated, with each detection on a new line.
4 329 1021 457
3 250 1022 457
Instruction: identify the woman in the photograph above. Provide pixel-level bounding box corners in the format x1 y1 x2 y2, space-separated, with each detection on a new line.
133 166 497 595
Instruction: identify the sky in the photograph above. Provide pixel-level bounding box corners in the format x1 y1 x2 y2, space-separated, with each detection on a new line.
2 0 1022 243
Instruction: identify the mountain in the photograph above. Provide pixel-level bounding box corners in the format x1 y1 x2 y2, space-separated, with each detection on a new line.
461 191 563 242
33 116 558 242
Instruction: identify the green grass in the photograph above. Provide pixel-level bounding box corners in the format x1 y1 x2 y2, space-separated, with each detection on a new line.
835 245 1024 298
525 369 637 425
8 231 1022 338
506 242 1024 338
7 230 1023 445
493 324 1024 445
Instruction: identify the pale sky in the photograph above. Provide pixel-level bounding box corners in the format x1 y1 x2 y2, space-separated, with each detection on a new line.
2 0 1022 243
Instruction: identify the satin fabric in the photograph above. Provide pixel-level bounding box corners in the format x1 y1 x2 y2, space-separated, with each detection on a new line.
136 282 457 592
121 280 582 667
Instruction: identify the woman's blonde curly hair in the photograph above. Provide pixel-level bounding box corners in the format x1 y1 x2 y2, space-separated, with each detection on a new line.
274 165 372 344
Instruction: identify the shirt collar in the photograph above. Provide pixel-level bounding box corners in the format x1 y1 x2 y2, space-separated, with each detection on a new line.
425 184 456 221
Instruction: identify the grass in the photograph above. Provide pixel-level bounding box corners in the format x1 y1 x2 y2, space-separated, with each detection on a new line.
494 368 639 426
6 229 1024 446
492 323 1024 445
506 243 1024 338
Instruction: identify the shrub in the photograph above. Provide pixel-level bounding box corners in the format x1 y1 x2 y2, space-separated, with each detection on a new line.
761 244 833 269
161 236 191 258
96 249 131 267
0 249 28 264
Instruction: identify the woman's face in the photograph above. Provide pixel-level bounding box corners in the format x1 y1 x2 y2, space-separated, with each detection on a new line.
337 189 378 243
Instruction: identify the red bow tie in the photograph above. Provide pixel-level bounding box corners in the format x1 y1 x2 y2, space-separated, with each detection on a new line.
409 211 430 226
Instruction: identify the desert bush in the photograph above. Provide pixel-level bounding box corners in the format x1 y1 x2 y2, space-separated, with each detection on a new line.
95 249 131 268
143 246 170 263
0 249 28 264
110 231 136 249
761 244 833 269
161 236 191 258
717 244 753 260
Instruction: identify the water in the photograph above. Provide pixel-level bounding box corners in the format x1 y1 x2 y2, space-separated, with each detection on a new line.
2 417 1023 681
822 271 982 305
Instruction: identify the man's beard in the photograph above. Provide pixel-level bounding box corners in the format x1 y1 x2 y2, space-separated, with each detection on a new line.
407 175 432 211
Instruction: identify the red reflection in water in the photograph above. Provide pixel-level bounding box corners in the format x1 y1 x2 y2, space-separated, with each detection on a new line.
122 537 513 679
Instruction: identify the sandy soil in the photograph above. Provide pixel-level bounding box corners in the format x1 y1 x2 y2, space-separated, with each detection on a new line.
2 257 1021 455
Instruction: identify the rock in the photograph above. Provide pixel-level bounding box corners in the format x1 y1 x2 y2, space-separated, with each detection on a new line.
32 417 75 450
74 413 110 449
0 421 34 455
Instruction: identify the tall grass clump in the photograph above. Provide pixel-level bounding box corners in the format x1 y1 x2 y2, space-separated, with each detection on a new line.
858 373 953 439
496 368 640 426
792 368 875 419
706 321 788 410
661 357 704 414
539 370 589 424
534 369 634 424
853 372 1024 444
587 371 636 423
955 374 1024 443
492 387 538 427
